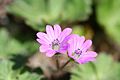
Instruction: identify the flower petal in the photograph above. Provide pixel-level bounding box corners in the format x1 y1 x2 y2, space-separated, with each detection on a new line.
36 32 51 44
68 34 78 51
67 35 78 58
39 45 51 52
81 40 92 53
73 35 85 50
68 46 73 58
36 39 47 45
59 43 68 54
76 51 97 64
73 35 78 51
77 36 85 49
54 24 61 39
46 50 56 57
77 57 96 64
46 25 55 41
59 28 72 43
59 35 73 54
81 51 97 58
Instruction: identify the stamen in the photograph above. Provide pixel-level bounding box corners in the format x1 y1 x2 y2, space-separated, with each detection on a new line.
73 49 82 59
75 49 82 55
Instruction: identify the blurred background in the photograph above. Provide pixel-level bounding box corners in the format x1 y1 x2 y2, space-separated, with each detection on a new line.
0 0 120 80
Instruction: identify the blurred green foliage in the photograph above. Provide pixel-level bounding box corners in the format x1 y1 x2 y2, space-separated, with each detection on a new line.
0 28 38 58
96 0 120 44
0 60 43 80
0 28 26 57
0 0 120 80
71 53 120 80
7 0 92 31
72 25 85 35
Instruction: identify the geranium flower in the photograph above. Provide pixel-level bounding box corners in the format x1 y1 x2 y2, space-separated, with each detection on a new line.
68 34 97 64
36 24 72 57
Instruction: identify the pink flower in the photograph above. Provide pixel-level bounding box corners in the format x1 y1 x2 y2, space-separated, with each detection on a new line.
68 34 97 64
36 24 72 57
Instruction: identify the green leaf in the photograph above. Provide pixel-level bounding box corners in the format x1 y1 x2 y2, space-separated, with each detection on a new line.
7 0 92 31
0 60 17 80
18 72 42 80
0 60 42 80
62 0 92 22
96 0 120 44
71 53 120 80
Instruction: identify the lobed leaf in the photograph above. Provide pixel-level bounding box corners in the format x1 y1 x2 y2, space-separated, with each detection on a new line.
7 0 92 31
0 59 42 80
96 0 120 45
71 53 120 80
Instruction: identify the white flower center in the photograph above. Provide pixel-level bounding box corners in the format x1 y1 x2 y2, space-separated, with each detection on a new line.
52 39 60 50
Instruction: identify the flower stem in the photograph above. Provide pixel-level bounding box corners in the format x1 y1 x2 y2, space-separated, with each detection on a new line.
56 56 59 70
55 54 61 70
60 59 71 70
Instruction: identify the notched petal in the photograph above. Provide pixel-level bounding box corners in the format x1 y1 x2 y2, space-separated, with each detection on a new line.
54 24 61 38
59 28 72 42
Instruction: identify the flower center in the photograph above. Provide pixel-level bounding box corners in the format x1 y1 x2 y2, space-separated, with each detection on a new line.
75 49 82 54
52 39 60 50
72 49 82 59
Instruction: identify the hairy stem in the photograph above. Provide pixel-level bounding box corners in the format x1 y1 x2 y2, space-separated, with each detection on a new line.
56 56 59 70
60 59 71 70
